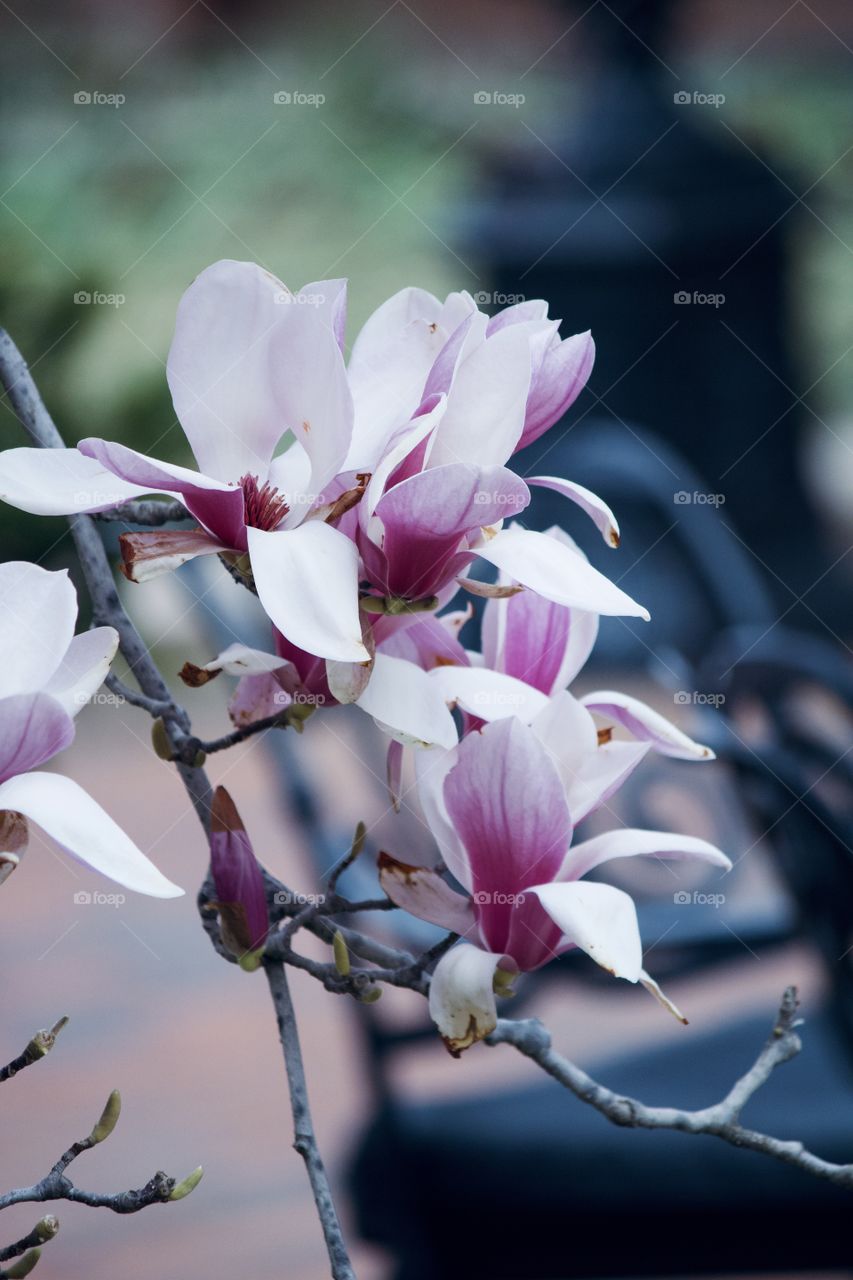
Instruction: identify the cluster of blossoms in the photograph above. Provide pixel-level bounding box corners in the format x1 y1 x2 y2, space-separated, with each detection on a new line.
0 260 729 1050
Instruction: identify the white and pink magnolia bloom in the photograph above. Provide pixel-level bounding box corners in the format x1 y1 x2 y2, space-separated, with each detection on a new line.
0 261 367 664
0 562 182 897
381 717 729 1054
350 297 644 619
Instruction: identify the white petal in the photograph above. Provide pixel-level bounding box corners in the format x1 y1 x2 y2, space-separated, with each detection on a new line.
414 746 472 891
43 627 118 718
581 690 715 760
529 880 643 981
197 642 290 677
476 525 650 619
0 448 152 515
428 944 516 1055
563 828 732 881
426 323 532 470
527 476 620 548
247 522 368 663
0 562 77 697
0 772 183 897
167 259 290 480
429 665 549 724
357 654 458 749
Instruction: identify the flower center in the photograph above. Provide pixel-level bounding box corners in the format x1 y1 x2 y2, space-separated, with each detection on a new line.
240 474 290 531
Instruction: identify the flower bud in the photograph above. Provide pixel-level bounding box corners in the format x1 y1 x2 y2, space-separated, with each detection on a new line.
169 1166 204 1201
33 1217 58 1243
332 931 350 976
5 1249 41 1277
0 810 28 886
150 718 173 760
89 1090 121 1144
209 788 269 964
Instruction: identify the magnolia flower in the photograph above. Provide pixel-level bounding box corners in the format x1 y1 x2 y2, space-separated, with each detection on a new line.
0 261 366 664
381 718 729 1054
352 308 645 619
209 786 269 971
0 562 182 897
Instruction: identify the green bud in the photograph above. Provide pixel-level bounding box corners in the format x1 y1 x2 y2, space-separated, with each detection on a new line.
5 1249 41 1277
350 821 367 862
193 749 207 768
359 595 439 616
492 967 518 998
151 718 173 761
89 1090 121 1144
169 1166 204 1201
333 931 350 976
34 1217 58 1243
360 986 382 1004
237 947 265 973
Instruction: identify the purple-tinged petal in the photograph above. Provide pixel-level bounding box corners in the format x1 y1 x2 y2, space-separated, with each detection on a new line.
44 627 118 719
529 881 643 981
371 464 529 599
326 618 375 705
0 447 152 515
481 526 599 692
387 739 404 812
0 693 75 783
378 852 476 935
485 299 549 332
0 772 183 897
444 719 572 952
209 786 269 963
569 740 651 824
476 525 650 619
228 671 294 727
527 475 620 548
364 394 446 518
428 943 517 1056
580 691 715 760
167 259 290 481
248 523 368 664
78 438 246 548
0 562 77 697
377 614 469 671
516 330 595 451
119 528 229 584
561 828 731 882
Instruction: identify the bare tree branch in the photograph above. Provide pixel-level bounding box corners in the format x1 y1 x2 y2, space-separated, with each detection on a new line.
265 963 356 1280
94 498 189 526
488 987 853 1188
0 1216 58 1262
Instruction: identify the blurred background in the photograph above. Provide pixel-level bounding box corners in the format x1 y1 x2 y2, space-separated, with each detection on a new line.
1 2 852 1277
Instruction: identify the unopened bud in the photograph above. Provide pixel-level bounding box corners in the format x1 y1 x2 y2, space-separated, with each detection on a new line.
359 594 439 616
237 947 265 973
333 931 350 976
360 986 382 1004
5 1249 40 1277
151 718 173 760
169 1166 204 1201
492 967 517 998
24 1016 68 1063
193 749 207 767
33 1217 58 1243
89 1090 121 1144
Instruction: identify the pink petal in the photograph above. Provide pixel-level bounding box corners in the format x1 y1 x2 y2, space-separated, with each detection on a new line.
561 828 731 881
580 691 715 760
527 475 620 548
0 692 75 783
517 330 595 451
378 852 476 934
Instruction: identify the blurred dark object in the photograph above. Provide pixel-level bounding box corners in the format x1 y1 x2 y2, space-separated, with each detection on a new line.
339 434 853 1278
464 0 832 622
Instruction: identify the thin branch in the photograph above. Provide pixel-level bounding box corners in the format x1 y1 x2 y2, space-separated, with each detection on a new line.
0 1216 58 1262
0 1019 68 1083
264 963 356 1280
488 987 853 1189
